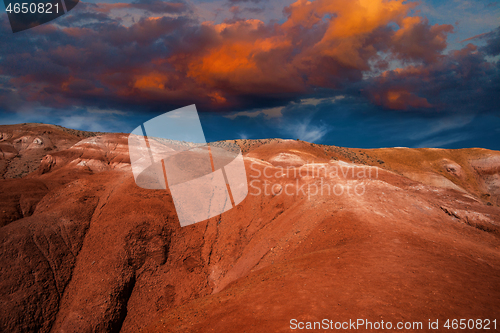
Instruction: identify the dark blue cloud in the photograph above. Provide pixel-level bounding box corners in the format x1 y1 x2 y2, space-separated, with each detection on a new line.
0 0 499 149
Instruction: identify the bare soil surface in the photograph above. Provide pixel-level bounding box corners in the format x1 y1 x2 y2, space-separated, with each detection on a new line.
0 124 499 332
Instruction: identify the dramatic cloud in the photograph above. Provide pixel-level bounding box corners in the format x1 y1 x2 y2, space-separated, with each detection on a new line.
479 27 500 56
0 0 498 119
228 0 265 4
366 42 499 111
390 16 453 64
89 0 188 14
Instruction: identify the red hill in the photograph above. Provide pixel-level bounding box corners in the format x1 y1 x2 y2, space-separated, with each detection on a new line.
0 124 499 332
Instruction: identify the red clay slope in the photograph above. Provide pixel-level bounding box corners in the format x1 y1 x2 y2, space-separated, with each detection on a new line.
0 125 499 333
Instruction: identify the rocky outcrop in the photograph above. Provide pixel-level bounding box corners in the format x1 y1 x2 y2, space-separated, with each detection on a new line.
0 179 48 227
0 123 101 179
0 132 10 142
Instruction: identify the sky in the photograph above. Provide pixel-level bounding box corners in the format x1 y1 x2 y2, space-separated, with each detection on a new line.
0 0 499 149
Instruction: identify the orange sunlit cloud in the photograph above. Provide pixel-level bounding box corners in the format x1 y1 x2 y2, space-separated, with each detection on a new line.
376 89 432 110
0 0 470 112
159 0 452 106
